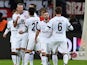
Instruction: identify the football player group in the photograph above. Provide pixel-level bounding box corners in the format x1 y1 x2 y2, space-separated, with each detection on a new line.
3 3 74 65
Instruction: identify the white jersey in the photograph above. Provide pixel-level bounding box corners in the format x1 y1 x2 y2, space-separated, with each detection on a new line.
12 10 29 33
4 20 17 42
25 16 40 39
48 16 73 41
37 21 52 38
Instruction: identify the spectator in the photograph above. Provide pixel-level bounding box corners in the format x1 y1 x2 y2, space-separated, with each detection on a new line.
69 15 82 34
0 13 7 32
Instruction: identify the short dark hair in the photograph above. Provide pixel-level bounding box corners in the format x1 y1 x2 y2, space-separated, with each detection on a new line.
17 3 23 7
29 4 36 8
55 6 62 14
28 8 35 16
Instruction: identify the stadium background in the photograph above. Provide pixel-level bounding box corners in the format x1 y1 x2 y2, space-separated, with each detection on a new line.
0 0 84 59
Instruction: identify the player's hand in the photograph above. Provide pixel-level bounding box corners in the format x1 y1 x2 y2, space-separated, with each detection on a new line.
19 30 24 34
3 34 6 38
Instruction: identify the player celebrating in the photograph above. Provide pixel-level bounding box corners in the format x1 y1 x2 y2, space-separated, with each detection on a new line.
35 11 52 65
47 6 74 65
12 3 29 65
24 7 40 65
3 20 19 65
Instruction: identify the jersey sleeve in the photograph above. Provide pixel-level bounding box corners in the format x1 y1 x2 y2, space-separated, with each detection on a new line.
47 19 53 28
25 19 29 27
66 19 74 31
12 14 17 21
7 21 11 30
3 21 11 35
37 21 41 31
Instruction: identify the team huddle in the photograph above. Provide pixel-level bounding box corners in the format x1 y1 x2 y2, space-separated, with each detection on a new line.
3 3 74 65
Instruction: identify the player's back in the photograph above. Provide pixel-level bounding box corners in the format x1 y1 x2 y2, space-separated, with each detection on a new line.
25 17 40 38
49 16 72 41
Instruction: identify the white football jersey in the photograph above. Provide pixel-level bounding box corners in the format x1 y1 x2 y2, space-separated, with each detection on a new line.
48 16 73 41
7 20 17 37
25 16 40 39
37 21 52 38
12 10 29 33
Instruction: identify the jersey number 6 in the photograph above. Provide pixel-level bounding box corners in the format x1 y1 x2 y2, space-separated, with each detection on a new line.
58 23 62 31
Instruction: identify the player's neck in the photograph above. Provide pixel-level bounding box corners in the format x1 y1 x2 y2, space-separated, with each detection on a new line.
44 19 49 23
56 14 61 17
30 15 34 17
16 11 23 14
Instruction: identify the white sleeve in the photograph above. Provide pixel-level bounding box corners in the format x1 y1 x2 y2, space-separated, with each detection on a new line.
12 14 17 21
12 14 20 22
6 22 11 30
34 13 38 17
37 22 41 30
25 19 29 27
66 19 74 31
3 22 11 35
3 29 10 35
47 19 53 28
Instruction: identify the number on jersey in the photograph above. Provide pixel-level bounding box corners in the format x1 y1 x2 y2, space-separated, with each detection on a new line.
32 22 38 31
58 22 62 31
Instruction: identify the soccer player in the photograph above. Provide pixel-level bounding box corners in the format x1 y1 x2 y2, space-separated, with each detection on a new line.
3 20 19 65
35 11 52 65
12 3 29 65
24 7 40 65
47 6 74 65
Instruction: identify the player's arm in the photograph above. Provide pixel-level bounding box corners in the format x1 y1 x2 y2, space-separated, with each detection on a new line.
35 21 41 43
35 30 40 43
67 19 74 31
13 16 20 27
68 25 74 31
3 21 11 38
3 28 10 38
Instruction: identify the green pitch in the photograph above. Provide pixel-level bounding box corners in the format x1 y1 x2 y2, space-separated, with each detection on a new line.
0 59 87 65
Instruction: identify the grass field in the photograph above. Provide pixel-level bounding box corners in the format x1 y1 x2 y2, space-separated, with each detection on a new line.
0 59 87 65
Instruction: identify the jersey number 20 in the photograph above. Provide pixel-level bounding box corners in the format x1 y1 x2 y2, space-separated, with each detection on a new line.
32 22 38 31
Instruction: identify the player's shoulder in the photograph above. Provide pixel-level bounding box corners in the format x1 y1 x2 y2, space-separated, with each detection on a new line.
49 17 56 23
12 12 19 17
7 20 13 25
61 16 69 21
23 10 28 14
40 21 44 24
34 16 40 19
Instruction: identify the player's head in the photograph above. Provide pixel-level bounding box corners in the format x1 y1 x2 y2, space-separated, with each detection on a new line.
43 11 49 20
29 4 36 9
28 8 35 16
28 4 36 13
16 3 24 13
40 8 47 16
55 6 62 14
